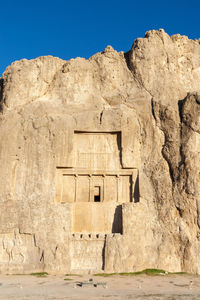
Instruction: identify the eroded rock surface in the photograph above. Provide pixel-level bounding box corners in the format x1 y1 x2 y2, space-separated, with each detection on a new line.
0 29 200 274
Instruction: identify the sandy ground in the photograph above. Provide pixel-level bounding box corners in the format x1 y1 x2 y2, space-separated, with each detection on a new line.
0 274 200 299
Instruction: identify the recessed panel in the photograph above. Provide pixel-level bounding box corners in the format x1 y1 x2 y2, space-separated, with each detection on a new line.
118 175 132 203
73 203 122 233
104 175 118 202
62 175 75 203
76 176 90 202
74 132 121 170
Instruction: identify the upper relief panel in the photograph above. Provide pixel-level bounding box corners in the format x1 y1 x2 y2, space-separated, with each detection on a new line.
73 132 121 171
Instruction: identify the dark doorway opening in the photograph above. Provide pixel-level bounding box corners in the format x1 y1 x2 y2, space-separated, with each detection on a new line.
94 195 100 202
94 186 101 202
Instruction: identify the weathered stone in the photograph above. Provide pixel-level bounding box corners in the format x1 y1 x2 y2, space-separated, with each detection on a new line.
0 29 200 274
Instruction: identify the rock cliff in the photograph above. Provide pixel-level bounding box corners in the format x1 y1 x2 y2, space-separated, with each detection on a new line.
0 29 200 274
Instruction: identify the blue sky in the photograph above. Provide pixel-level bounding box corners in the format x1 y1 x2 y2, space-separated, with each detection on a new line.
0 0 200 76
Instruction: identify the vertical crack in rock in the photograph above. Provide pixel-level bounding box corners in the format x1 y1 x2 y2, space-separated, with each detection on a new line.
124 50 153 98
40 250 44 262
151 95 200 221
33 234 37 247
102 237 106 271
150 97 190 220
177 93 200 229
177 99 186 183
151 98 157 122
151 99 179 186
100 110 103 125
52 246 58 259
177 93 200 195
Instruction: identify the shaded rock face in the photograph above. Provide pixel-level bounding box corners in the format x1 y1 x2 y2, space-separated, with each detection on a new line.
1 29 200 274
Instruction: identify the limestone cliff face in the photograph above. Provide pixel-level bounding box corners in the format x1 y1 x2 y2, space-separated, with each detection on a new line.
0 29 200 274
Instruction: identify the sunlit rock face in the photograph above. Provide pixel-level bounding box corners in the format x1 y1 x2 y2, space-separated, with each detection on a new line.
1 29 200 274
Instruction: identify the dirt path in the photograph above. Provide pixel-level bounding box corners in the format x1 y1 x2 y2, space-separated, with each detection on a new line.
0 274 200 299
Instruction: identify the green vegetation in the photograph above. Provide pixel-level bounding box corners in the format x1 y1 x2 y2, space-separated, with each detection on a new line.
94 273 117 277
64 278 72 280
120 269 167 276
30 272 48 277
173 272 188 275
65 273 81 277
94 269 189 277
